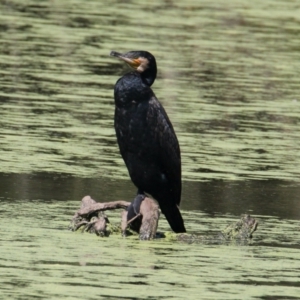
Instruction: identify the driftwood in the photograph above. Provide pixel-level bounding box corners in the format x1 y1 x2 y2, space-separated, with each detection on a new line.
69 196 258 243
70 195 160 240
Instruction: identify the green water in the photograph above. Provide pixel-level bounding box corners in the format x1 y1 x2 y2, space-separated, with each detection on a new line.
1 0 300 299
1 189 300 300
1 0 300 180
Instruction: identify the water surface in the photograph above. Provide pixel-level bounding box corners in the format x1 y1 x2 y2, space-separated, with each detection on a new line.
1 173 300 300
1 0 300 299
1 0 300 180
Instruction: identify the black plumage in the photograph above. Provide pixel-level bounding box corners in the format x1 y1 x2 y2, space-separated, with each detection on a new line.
110 50 186 233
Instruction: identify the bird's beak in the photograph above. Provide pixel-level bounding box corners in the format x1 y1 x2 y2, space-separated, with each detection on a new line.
110 51 141 70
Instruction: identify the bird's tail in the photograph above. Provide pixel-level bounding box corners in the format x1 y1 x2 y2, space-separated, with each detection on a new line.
161 204 186 233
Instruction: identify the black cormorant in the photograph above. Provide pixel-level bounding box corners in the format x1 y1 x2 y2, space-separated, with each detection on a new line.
110 50 186 233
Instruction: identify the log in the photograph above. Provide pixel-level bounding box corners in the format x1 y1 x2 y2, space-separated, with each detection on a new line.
69 196 258 243
70 195 160 240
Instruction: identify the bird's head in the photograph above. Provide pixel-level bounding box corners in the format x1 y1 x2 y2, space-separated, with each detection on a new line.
110 50 157 86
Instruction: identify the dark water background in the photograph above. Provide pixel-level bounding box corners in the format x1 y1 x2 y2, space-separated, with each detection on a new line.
1 0 300 299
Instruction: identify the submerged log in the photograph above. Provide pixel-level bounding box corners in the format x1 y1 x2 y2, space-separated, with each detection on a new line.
69 196 258 242
70 195 160 240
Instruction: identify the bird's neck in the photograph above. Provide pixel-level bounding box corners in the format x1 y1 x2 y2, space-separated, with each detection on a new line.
140 68 156 86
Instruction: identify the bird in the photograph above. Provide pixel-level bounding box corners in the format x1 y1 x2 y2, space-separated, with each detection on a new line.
110 50 186 233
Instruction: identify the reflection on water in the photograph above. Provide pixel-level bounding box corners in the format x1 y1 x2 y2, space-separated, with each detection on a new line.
1 0 300 299
1 173 300 220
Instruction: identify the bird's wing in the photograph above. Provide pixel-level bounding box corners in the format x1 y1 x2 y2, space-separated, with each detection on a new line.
147 96 182 204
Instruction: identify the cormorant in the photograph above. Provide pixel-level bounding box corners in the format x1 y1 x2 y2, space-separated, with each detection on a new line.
110 50 186 233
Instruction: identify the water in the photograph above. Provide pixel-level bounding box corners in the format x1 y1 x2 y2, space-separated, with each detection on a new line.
1 0 300 299
1 176 300 300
